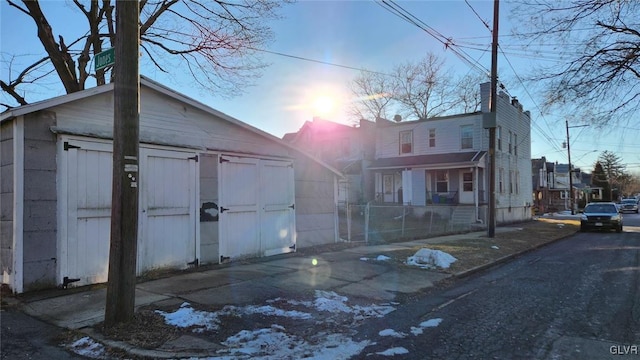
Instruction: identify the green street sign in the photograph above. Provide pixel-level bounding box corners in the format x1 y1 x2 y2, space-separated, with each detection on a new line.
94 48 115 71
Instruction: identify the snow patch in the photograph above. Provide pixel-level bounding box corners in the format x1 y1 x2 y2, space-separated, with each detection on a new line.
378 328 407 338
155 302 219 332
406 248 457 269
68 336 106 358
376 347 410 356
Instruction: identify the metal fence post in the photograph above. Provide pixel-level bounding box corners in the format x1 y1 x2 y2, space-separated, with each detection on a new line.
364 202 370 244
347 203 352 242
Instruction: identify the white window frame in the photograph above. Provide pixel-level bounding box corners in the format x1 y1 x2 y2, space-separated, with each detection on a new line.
461 125 473 149
399 130 413 154
429 128 436 148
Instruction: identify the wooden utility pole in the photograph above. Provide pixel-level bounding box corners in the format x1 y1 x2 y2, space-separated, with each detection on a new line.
488 0 499 237
105 0 140 327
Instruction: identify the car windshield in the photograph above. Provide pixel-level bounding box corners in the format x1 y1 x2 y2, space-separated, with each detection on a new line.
621 199 636 204
584 204 617 213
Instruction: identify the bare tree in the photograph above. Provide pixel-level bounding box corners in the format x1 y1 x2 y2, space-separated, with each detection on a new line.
349 53 485 122
1 0 289 110
348 69 397 121
510 0 640 127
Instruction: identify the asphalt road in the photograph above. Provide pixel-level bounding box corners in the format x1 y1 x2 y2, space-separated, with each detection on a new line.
0 308 85 360
356 213 640 359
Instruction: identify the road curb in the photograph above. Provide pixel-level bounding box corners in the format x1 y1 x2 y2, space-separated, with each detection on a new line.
452 230 578 279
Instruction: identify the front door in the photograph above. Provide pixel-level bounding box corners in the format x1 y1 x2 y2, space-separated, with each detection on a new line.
459 170 474 204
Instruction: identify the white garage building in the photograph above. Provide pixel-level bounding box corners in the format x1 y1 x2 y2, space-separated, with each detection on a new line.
1 77 341 293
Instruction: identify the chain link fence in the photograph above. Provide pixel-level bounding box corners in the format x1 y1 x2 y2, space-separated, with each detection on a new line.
338 203 487 244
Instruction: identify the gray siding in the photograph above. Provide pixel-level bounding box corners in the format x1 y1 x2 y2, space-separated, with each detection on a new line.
294 154 337 248
22 111 57 290
1 120 14 278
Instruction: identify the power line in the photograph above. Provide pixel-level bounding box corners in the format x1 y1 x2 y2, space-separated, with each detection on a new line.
375 0 490 76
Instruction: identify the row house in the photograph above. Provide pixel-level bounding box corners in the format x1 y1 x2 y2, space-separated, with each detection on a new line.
532 159 603 213
370 83 532 223
285 83 533 224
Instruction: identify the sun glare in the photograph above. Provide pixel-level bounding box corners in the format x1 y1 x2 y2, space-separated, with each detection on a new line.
312 95 336 116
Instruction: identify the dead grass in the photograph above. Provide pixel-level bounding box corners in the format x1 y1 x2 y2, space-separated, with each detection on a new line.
387 219 579 274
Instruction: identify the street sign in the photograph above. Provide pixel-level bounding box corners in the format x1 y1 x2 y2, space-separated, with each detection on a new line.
94 48 115 71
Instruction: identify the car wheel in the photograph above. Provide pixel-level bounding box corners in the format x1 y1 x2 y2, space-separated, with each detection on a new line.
616 226 623 233
580 226 586 232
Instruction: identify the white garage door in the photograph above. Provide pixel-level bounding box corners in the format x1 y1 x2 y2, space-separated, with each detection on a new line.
219 155 295 262
138 148 198 273
60 139 198 287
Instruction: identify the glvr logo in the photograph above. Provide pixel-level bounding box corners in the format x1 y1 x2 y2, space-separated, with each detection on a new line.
610 345 638 355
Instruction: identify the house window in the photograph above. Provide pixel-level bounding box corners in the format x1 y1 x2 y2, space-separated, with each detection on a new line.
499 168 504 193
429 128 436 147
399 130 413 154
462 172 473 191
461 125 473 149
514 134 518 156
496 126 502 151
509 170 514 194
516 171 520 194
508 131 513 154
436 170 449 193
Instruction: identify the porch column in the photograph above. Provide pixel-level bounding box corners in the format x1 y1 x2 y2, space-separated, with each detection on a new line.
402 169 412 205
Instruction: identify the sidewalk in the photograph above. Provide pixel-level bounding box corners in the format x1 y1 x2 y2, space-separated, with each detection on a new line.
8 221 577 358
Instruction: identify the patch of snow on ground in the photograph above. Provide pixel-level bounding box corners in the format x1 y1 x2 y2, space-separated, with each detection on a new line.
406 248 457 269
420 318 443 328
411 317 443 335
216 326 371 359
68 336 106 358
360 255 391 262
313 290 395 318
156 302 220 332
378 328 407 338
233 304 312 320
156 291 395 359
375 347 409 356
491 245 500 250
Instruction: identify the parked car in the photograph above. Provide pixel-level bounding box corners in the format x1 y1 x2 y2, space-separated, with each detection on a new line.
580 202 623 233
619 198 639 213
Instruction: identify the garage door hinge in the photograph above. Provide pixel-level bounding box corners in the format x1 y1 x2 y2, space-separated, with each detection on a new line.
63 142 81 151
220 255 230 263
188 258 199 267
289 204 295 209
188 155 199 162
220 157 230 163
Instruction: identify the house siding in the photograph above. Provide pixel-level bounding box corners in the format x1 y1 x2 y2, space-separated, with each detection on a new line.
480 83 532 223
1 120 14 282
376 114 483 159
52 87 291 157
22 111 58 290
294 154 337 247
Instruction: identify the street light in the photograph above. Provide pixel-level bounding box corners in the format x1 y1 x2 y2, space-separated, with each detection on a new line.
566 120 589 215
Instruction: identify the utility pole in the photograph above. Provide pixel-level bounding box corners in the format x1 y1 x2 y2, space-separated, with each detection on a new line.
487 0 499 237
565 120 589 215
105 0 140 327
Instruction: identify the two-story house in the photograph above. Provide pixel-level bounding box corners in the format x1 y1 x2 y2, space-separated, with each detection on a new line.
283 117 376 204
368 82 532 224
547 162 582 211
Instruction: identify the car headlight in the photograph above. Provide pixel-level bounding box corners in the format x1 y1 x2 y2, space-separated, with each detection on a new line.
580 214 587 221
611 215 621 221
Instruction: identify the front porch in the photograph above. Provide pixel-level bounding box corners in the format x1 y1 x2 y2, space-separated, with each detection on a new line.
369 151 487 207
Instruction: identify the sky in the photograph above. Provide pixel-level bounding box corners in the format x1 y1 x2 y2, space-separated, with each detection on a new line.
65 249 453 359
1 0 639 172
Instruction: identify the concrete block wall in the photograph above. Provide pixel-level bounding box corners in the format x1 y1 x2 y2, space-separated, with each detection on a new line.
22 111 58 290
